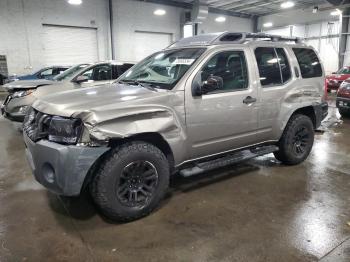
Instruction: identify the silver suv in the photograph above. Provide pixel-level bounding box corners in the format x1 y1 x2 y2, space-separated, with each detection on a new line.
23 32 328 221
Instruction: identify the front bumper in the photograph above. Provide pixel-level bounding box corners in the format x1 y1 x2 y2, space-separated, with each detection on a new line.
336 97 350 110
1 94 33 122
24 132 109 196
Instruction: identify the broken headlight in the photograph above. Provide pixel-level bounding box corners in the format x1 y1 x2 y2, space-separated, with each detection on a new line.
12 89 35 98
48 117 83 145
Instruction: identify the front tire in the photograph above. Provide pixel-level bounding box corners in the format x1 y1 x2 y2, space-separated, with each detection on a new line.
274 114 314 165
90 141 170 222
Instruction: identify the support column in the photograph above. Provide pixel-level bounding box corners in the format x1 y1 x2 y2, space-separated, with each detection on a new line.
339 8 350 68
109 0 115 60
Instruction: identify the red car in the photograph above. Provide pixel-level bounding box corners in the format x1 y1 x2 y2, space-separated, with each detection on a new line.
326 66 350 92
336 80 350 116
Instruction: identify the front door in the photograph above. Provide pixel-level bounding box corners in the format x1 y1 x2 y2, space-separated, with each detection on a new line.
185 49 259 159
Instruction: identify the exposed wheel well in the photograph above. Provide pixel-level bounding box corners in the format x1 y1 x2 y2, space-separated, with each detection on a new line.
109 132 175 171
292 106 316 129
82 133 175 194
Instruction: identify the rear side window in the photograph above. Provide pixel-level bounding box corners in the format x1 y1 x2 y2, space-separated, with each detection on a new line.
293 48 322 78
255 47 282 86
276 48 291 83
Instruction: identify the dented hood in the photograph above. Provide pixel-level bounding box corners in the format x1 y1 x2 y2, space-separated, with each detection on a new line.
3 79 55 91
32 84 173 123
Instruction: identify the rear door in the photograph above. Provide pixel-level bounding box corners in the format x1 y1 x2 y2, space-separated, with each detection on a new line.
185 48 259 159
253 46 294 141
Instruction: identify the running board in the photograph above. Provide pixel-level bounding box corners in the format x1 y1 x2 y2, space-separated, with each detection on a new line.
179 145 279 177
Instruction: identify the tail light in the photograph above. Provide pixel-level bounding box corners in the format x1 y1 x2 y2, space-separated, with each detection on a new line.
323 77 327 101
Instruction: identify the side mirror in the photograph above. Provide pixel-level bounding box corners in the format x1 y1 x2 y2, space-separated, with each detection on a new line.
74 75 89 83
193 76 223 96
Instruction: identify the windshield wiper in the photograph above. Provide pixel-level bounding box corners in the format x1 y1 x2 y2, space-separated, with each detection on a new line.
118 80 157 91
118 80 142 85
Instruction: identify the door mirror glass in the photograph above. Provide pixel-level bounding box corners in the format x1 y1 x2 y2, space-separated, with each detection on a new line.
201 76 223 94
192 75 223 96
74 75 89 83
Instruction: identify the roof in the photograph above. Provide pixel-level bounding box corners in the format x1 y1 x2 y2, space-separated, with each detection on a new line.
168 32 304 48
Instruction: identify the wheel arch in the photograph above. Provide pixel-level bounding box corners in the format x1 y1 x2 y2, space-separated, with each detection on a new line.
81 132 175 194
291 106 317 129
108 132 175 171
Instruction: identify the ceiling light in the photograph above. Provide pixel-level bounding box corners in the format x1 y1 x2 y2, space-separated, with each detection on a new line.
330 9 341 16
215 16 226 22
154 9 166 16
68 0 82 5
281 1 295 9
263 22 273 28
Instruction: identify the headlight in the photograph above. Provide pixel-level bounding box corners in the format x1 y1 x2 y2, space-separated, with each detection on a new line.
339 81 350 90
12 89 35 98
48 117 83 145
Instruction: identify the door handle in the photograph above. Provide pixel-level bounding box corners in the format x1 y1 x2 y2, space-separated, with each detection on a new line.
243 96 257 104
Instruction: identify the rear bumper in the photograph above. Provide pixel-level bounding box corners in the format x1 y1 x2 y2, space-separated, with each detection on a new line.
336 97 350 110
24 132 109 196
313 102 328 129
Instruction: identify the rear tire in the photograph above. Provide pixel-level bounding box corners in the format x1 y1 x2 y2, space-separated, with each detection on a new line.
274 114 314 165
90 141 170 222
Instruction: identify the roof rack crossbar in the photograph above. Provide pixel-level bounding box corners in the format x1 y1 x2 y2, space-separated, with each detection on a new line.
212 32 303 44
167 32 304 48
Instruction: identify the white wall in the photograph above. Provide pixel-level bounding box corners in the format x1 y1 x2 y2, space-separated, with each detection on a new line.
258 8 338 31
0 0 254 74
198 12 253 34
0 0 111 75
112 0 253 62
112 0 183 62
259 8 341 74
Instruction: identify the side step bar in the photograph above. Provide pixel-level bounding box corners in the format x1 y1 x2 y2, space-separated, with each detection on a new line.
179 145 279 177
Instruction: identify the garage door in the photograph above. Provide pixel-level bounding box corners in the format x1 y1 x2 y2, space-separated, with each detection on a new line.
132 31 172 61
42 25 99 66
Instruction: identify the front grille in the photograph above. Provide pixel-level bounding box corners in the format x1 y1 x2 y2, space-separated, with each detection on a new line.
23 107 52 142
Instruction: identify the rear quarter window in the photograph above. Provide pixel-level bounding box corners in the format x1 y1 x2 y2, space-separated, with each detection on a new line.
293 48 323 78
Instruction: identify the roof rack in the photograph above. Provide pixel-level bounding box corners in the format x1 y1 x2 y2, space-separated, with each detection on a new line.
216 32 303 44
168 32 303 48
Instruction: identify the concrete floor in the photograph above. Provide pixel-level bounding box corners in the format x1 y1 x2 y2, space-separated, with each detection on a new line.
0 95 350 261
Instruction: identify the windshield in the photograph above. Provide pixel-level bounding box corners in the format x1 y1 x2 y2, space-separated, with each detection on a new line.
118 48 206 90
337 67 350 74
53 64 89 81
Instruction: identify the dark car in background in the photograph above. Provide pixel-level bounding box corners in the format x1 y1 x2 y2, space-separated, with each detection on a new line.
0 73 7 85
6 66 70 83
336 80 350 116
326 66 350 92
